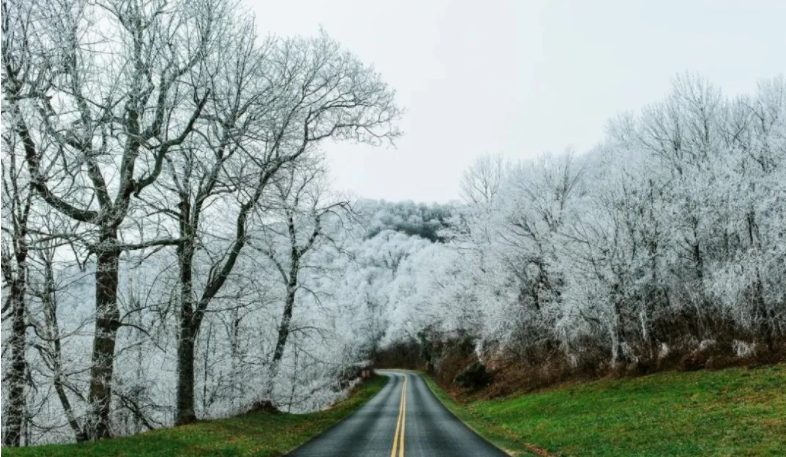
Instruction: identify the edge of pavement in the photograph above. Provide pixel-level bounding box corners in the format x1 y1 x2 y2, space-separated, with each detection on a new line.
282 375 390 456
411 370 549 457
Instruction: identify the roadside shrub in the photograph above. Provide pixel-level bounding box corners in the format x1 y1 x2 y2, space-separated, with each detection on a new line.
454 361 492 389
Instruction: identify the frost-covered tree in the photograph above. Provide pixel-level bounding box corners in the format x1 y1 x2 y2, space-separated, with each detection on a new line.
251 156 348 402
370 75 786 379
2 0 225 438
2 0 400 444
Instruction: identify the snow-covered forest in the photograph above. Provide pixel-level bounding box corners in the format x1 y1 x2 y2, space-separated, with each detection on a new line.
381 76 786 385
2 0 785 448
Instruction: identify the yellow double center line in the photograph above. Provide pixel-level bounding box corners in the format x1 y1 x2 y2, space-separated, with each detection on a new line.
390 375 408 457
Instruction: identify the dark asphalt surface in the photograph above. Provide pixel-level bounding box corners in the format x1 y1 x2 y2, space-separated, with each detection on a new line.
287 371 509 457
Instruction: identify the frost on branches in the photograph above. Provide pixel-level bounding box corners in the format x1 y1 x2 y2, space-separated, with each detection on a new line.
1 0 783 445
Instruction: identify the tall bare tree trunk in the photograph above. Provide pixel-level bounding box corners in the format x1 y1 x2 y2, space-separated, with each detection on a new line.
175 231 197 425
4 259 27 447
274 264 299 365
86 227 121 440
175 324 197 425
266 254 300 401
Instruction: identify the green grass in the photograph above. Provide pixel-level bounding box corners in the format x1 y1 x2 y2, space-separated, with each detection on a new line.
424 364 786 457
421 373 541 456
4 377 386 457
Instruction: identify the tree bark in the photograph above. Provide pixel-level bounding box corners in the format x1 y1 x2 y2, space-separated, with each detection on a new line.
274 264 299 365
3 258 28 447
175 324 197 425
86 227 121 440
266 250 300 400
175 230 198 425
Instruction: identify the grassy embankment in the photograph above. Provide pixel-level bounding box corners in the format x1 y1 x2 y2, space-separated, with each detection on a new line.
4 376 386 457
424 364 786 457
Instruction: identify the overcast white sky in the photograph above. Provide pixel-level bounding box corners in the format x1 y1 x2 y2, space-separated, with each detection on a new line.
247 0 786 203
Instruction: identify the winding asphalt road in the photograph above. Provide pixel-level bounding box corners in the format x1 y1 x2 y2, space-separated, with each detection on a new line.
286 371 509 457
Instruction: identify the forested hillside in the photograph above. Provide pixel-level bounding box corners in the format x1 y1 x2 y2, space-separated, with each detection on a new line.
379 75 786 390
2 0 785 448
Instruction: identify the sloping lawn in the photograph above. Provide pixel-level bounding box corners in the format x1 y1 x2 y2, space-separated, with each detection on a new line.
4 377 386 457
426 364 786 457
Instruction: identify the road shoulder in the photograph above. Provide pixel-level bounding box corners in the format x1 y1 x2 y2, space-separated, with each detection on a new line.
3 377 387 457
420 373 549 457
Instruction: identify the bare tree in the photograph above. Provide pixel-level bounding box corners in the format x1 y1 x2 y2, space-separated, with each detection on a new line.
460 154 506 207
1 112 33 447
2 0 225 439
151 14 270 427
28 229 90 443
166 32 401 424
252 158 348 403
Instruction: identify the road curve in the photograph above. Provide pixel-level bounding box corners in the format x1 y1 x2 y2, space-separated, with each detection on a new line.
286 371 509 457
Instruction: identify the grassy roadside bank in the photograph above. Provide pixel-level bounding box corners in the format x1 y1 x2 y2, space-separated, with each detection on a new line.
424 364 786 457
3 376 387 457
421 374 543 457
